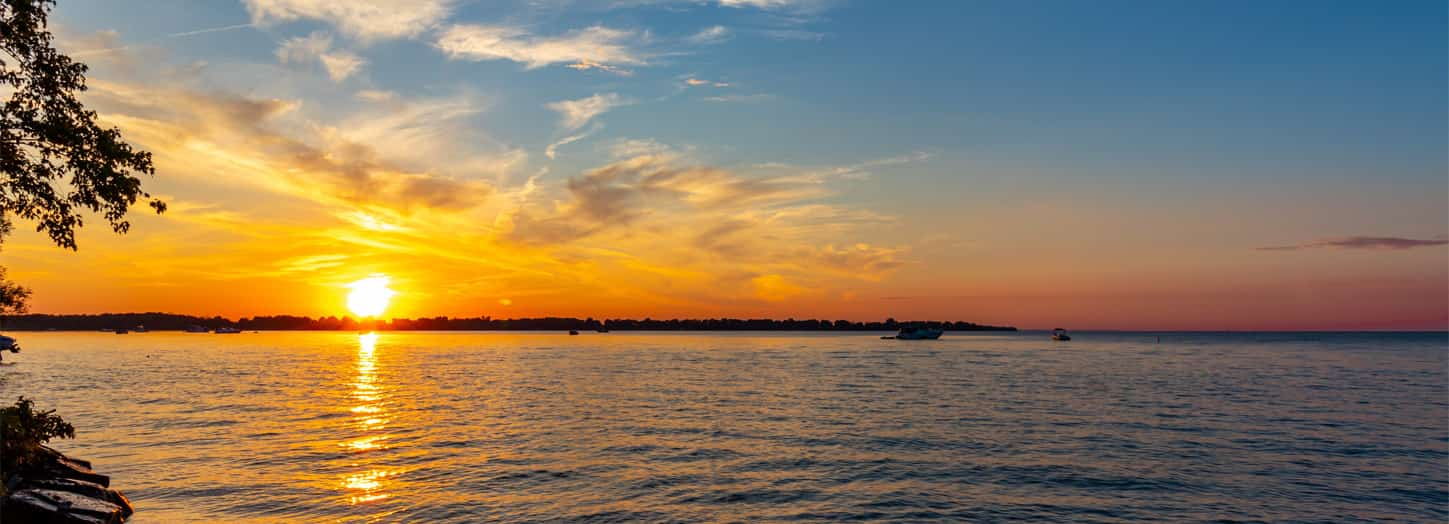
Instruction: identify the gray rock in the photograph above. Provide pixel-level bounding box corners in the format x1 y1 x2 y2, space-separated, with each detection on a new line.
5 488 122 524
25 478 133 517
41 446 92 469
43 458 109 487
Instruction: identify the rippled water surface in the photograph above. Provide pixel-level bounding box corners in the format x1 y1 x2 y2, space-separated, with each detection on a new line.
1 331 1445 522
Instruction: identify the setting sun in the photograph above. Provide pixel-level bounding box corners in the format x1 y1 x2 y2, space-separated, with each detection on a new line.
346 276 396 318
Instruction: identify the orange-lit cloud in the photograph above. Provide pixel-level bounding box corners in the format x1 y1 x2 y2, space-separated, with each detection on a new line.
1256 236 1448 251
436 25 646 69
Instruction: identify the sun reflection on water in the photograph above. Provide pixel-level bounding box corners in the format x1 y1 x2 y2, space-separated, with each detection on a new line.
342 332 395 505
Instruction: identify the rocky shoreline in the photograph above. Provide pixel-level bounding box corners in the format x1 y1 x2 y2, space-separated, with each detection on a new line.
1 446 133 523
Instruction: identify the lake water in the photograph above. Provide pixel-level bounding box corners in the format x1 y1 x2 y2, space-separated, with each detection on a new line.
0 331 1445 522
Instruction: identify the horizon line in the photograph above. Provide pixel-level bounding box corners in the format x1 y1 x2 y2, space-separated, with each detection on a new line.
4 312 1445 332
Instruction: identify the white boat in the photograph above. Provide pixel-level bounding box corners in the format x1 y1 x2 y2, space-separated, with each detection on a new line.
214 327 242 334
184 325 209 333
882 326 943 340
1051 328 1071 341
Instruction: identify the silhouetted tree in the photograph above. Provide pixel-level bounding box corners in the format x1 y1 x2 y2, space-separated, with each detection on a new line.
1 313 1018 332
0 0 164 312
0 265 27 315
0 396 74 493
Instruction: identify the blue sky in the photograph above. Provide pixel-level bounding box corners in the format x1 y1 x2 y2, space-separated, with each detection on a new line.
55 0 1445 174
17 0 1448 328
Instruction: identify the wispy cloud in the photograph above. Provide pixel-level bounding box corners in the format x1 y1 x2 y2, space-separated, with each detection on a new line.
718 0 820 10
276 31 366 82
1256 236 1449 251
243 0 452 41
512 153 852 242
354 89 396 102
504 152 906 300
703 93 774 103
608 138 672 158
166 23 256 38
83 54 519 217
546 124 603 159
565 59 634 76
69 23 256 58
606 0 826 12
800 151 932 180
686 25 730 44
546 93 632 133
435 24 645 70
685 77 730 87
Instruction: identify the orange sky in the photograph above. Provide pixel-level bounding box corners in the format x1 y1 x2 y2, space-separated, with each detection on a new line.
5 1 1446 330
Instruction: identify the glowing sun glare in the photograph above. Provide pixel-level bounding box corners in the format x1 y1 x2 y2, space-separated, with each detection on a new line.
346 275 396 318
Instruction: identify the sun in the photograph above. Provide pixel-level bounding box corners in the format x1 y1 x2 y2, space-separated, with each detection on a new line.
346 275 396 318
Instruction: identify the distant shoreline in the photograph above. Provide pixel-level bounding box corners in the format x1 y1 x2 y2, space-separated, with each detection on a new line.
0 313 1017 332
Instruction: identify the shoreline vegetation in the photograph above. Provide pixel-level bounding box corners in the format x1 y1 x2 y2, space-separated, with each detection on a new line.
1 397 135 522
0 313 1017 332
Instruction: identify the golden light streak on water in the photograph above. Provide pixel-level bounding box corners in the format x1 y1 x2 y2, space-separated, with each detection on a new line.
341 332 394 505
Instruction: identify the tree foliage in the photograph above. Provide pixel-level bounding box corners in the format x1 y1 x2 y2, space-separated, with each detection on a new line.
0 313 1020 332
0 0 164 251
0 396 75 481
0 266 28 314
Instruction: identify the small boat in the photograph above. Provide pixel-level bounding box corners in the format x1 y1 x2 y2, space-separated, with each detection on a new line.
133 325 148 333
113 329 129 334
0 335 19 353
184 325 209 333
882 326 943 340
568 330 580 335
214 327 242 334
1051 328 1071 341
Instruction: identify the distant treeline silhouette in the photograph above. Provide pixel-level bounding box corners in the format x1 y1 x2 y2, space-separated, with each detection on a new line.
0 313 1016 332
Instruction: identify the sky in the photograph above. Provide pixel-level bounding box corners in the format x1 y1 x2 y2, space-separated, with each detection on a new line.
4 0 1445 329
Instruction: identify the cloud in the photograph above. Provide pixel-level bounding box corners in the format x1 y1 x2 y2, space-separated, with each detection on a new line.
799 150 932 180
806 243 904 276
608 138 672 158
329 90 525 181
501 153 907 303
68 24 256 58
166 23 257 38
684 77 730 87
86 76 512 216
275 31 331 62
318 51 365 81
608 0 825 11
244 0 452 41
545 124 602 159
718 0 817 9
435 24 645 70
276 31 366 81
546 93 631 132
687 25 730 44
510 153 845 243
703 93 774 103
565 59 633 76
1257 236 1449 251
354 89 396 102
